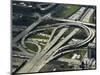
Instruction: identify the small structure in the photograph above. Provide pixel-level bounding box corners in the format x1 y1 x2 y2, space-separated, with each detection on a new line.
88 43 96 59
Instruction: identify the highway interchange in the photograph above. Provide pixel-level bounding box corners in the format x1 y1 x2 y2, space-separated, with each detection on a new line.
12 1 96 74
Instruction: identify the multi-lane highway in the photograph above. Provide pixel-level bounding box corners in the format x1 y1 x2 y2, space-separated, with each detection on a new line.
17 24 95 74
12 4 95 74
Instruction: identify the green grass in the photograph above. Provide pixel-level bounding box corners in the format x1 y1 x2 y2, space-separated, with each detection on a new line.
43 28 53 35
54 5 80 18
39 44 45 50
30 34 49 39
25 43 38 52
89 17 93 23
63 27 74 37
73 29 87 39
89 14 96 24
62 48 87 60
